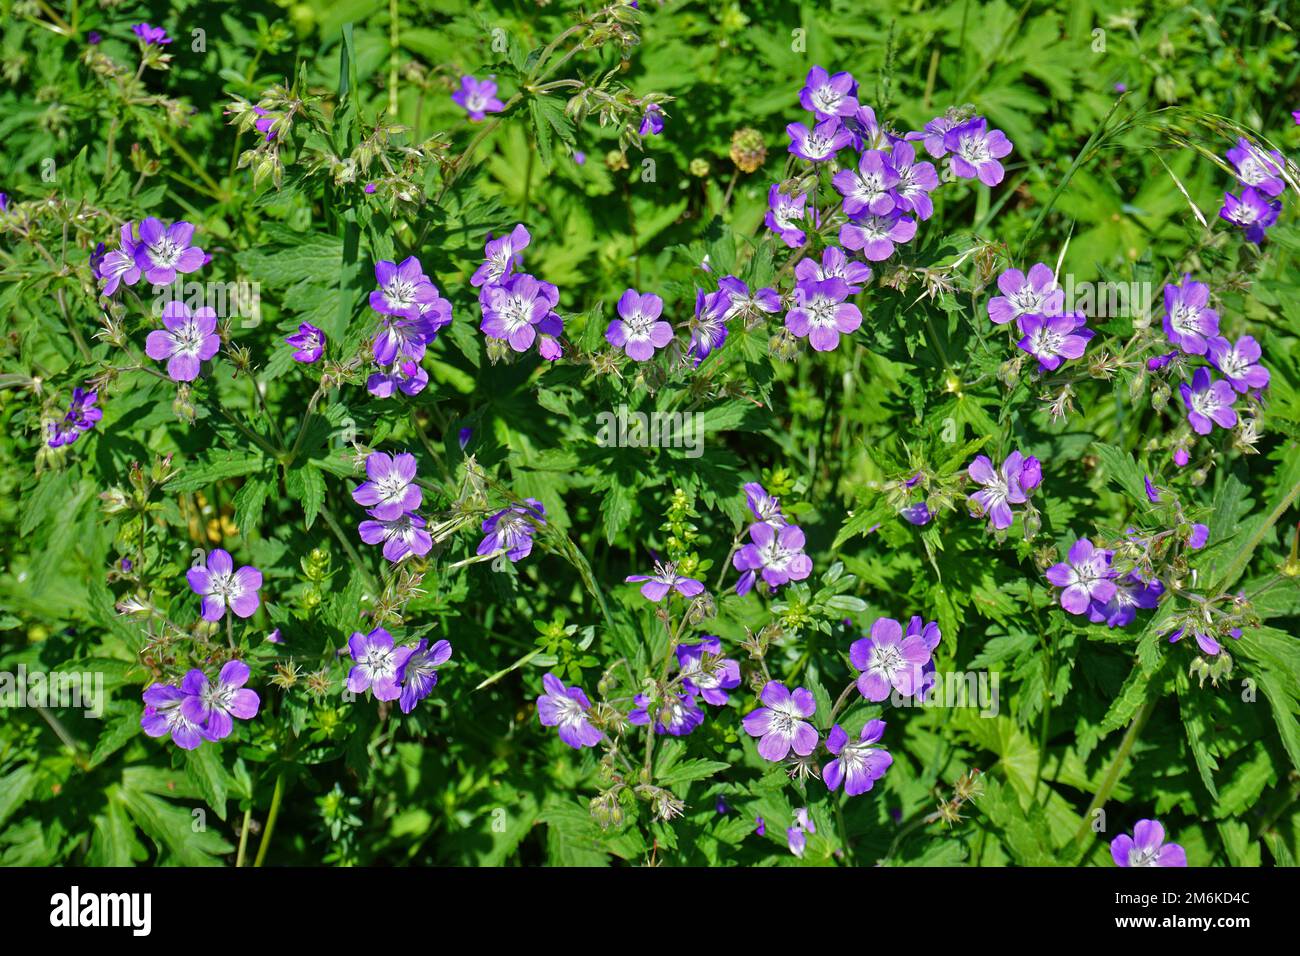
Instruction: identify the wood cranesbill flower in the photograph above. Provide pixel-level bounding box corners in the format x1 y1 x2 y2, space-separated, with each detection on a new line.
180 660 260 742
452 74 504 121
134 217 205 284
1168 625 1239 657
47 387 101 449
1162 277 1219 355
478 499 546 563
675 636 741 706
145 302 220 382
687 287 731 363
1110 819 1187 867
824 719 893 795
1219 186 1281 244
733 523 813 595
987 263 1064 326
787 118 853 163
1045 538 1117 615
765 183 815 248
743 482 786 530
536 673 603 749
1089 573 1163 628
943 117 1013 186
285 322 325 363
840 209 917 261
471 224 530 288
793 245 872 293
369 256 444 322
1179 367 1238 435
606 289 673 361
132 23 173 45
798 66 859 120
352 452 422 521
629 691 705 736
1225 138 1286 197
718 276 782 322
850 616 931 701
625 562 705 602
1206 335 1269 393
910 116 956 158
188 549 262 622
885 139 940 220
480 273 560 354
1015 311 1093 372
366 359 428 398
347 627 413 702
743 682 818 761
95 222 143 295
832 149 899 217
784 277 862 352
967 450 1037 530
359 511 433 563
638 103 665 137
397 639 452 714
140 683 204 750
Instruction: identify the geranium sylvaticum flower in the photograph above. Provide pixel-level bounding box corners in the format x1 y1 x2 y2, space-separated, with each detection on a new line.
1179 367 1238 435
1225 138 1286 197
452 74 504 121
765 184 814 248
478 499 546 563
606 289 672 360
850 616 931 701
718 276 781 322
471 224 530 288
911 116 956 158
95 222 143 294
536 673 603 749
626 562 705 602
943 117 1013 186
1168 625 1238 657
794 245 872 293
840 209 916 261
1206 335 1269 393
884 139 940 220
744 482 786 529
1089 573 1163 628
742 681 818 761
47 387 101 448
967 450 1039 530
132 23 173 46
1219 186 1280 244
145 302 220 382
687 287 731 363
785 277 862 352
140 683 204 750
787 118 852 162
1110 819 1187 867
359 511 433 563
397 639 452 714
135 217 205 285
481 273 561 355
181 660 260 742
824 719 893 795
832 149 899 217
638 103 664 137
285 322 325 363
370 256 444 321
347 627 412 702
676 636 741 706
352 451 422 521
187 548 262 622
733 523 813 595
1162 277 1219 355
799 66 858 120
1016 311 1093 372
1045 538 1117 615
629 691 704 736
367 358 428 398
987 263 1064 326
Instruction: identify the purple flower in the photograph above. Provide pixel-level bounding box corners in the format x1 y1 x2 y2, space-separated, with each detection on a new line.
765 184 814 248
1220 187 1281 244
1147 350 1177 371
366 359 428 398
967 451 1035 530
943 117 1013 186
832 149 899 217
900 502 932 525
186 549 262 622
536 673 603 749
145 302 220 382
629 691 705 736
370 256 448 324
1206 335 1269 393
132 23 173 45
793 245 872 293
134 217 205 285
638 103 664 137
675 636 741 706
397 638 452 714
452 75 504 121
87 31 101 44
47 387 102 449
733 523 813 596
1225 138 1286 197
1089 573 1163 628
285 322 325 363
364 182 376 194
850 616 931 701
471 224 530 288
911 116 956 158
1168 626 1237 657
480 273 561 354
742 681 818 761
96 222 143 294
824 720 893 795
717 276 782 321
141 684 204 750
1187 523 1209 550
687 287 731 363
1179 367 1238 435
347 627 412 701
743 482 786 529
799 66 858 120
352 451 421 520
625 562 705 602
252 107 278 143
847 105 888 151
359 511 433 563
1045 538 1116 615
458 427 473 450
787 825 808 858
1162 278 1219 355
1144 476 1161 503
1015 311 1093 372
785 277 862 352
180 661 260 742
755 816 766 836
606 289 673 360
885 140 940 220
987 263 1063 326
478 499 546 562
1110 820 1187 867
839 209 916 261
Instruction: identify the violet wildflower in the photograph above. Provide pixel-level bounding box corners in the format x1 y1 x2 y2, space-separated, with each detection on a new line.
145 302 220 382
87 31 101 44
1110 820 1187 867
347 627 412 702
1015 311 1093 372
471 224 530 288
1089 573 1163 628
1187 524 1210 549
478 499 546 562
912 116 956 158
1162 278 1219 355
987 263 1064 326
625 562 705 602
742 681 818 761
1147 350 1177 371
352 451 422 520
824 719 893 795
733 523 813 596
1206 335 1269 393
1219 187 1281 244
785 277 862 352
458 427 473 450
900 502 932 525
480 273 561 354
629 691 705 736
850 616 931 701
366 359 428 398
252 107 278 142
47 387 102 449
675 636 741 706
187 548 262 622
606 289 673 360
134 218 205 285
840 210 916 261
755 816 766 836
397 638 452 714
687 287 731 363
1168 626 1237 657
1144 476 1161 503
1179 368 1238 435
1045 538 1117 615
885 140 940 220
285 322 325 363
743 482 786 529
793 245 872 293
798 66 859 120
180 661 260 742
370 256 444 322
1226 138 1286 197
967 451 1039 530
359 511 433 563
846 105 889 152
764 184 814 248
832 149 899 217
96 222 143 295
452 75 504 121
943 117 1013 186
140 684 204 750
536 673 603 749
132 23 173 45
787 825 808 859
638 103 665 137
718 276 782 321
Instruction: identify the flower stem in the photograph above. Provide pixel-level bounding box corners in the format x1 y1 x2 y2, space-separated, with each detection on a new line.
252 771 285 867
1071 689 1158 857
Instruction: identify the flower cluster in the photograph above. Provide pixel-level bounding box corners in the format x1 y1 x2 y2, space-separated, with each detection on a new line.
141 661 260 750
478 498 547 564
346 626 453 714
732 483 812 595
366 256 453 398
353 451 432 563
1219 137 1285 244
476 226 565 361
46 387 102 449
